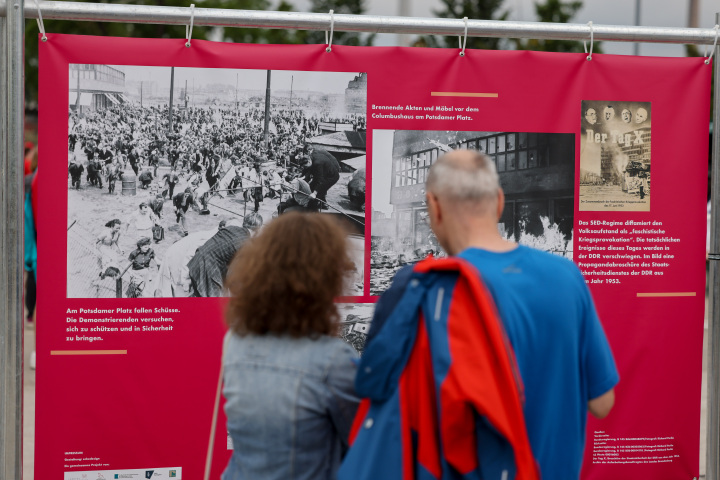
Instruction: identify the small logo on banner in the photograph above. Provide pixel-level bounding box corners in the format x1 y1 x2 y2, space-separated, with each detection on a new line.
145 472 154 479
169 471 176 478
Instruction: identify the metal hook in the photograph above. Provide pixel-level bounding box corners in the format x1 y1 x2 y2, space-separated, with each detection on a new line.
185 4 195 48
705 24 719 65
34 0 48 42
459 17 468 57
325 10 335 52
583 21 594 60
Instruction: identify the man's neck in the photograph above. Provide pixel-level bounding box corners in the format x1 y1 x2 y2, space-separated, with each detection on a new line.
445 221 517 255
464 235 517 254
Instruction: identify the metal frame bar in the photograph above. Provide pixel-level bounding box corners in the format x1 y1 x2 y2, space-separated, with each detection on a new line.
0 1 24 479
708 12 720 480
0 2 718 480
0 0 718 45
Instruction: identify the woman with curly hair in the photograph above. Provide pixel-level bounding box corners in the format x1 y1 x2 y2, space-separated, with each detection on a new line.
222 212 360 480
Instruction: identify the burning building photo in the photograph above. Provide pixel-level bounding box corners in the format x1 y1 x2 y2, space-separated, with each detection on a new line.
579 100 651 212
370 129 575 296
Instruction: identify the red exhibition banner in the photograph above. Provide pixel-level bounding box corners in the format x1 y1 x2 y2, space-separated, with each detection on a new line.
38 34 711 480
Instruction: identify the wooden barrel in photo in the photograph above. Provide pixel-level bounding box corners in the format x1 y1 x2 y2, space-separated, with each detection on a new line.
121 170 137 196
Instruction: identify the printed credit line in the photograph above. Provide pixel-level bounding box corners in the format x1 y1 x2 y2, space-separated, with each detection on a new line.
636 292 696 297
50 350 128 355
430 92 499 98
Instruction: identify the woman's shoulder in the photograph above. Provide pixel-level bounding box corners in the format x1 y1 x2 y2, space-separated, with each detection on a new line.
314 335 357 358
228 334 357 372
314 336 359 376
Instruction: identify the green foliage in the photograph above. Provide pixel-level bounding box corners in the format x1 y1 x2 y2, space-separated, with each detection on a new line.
23 0 327 106
512 0 601 53
219 0 307 44
300 0 373 47
535 0 580 23
420 0 510 50
416 0 601 54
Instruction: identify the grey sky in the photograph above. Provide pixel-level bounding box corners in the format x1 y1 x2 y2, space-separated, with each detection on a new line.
285 0 718 57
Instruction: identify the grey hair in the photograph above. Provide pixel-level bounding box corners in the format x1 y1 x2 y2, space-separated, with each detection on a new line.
426 149 500 204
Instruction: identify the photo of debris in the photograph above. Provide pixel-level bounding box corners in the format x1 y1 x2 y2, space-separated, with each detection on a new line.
337 303 375 354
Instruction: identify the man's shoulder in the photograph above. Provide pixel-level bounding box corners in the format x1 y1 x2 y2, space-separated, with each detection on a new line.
464 245 581 280
518 244 578 267
519 246 584 284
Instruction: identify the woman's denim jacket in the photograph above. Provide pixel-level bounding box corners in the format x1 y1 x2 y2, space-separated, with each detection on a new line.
222 333 360 480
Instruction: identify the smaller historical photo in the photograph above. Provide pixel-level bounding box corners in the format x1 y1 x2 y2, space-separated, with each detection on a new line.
579 100 651 211
337 303 375 354
66 64 366 298
370 130 575 296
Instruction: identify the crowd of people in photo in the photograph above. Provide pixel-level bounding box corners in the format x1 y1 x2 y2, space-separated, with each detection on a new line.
68 101 365 298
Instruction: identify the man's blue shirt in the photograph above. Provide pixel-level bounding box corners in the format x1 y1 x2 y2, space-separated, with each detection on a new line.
368 246 618 479
458 246 618 479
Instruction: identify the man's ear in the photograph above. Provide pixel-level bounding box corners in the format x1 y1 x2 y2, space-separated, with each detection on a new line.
427 192 441 223
496 188 505 221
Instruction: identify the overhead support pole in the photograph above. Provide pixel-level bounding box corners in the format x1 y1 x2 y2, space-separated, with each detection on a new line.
0 1 25 480
0 0 718 47
707 12 720 480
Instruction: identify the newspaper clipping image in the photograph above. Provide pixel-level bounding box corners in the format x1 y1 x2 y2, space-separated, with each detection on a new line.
579 100 651 212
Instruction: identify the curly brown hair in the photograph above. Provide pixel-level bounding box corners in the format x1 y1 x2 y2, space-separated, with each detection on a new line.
224 212 355 337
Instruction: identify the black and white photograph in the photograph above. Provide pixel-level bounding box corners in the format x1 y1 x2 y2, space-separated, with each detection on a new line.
66 64 367 298
370 129 575 296
579 100 651 211
337 303 375 354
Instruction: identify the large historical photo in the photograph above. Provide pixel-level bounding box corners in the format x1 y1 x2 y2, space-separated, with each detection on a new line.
579 100 651 211
370 129 575 295
66 65 367 298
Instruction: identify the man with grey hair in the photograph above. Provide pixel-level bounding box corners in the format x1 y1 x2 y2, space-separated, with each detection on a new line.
364 149 618 479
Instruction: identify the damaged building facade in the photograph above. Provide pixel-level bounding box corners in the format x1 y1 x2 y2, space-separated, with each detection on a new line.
387 130 575 251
